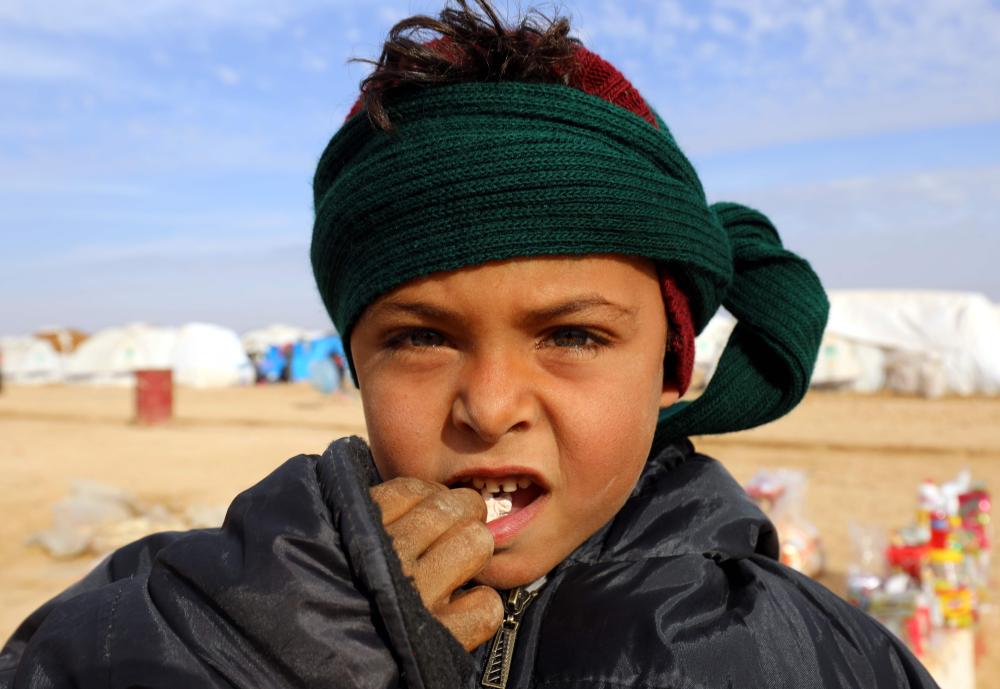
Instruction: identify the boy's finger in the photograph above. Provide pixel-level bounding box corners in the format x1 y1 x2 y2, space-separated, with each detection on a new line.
411 518 493 607
370 477 444 525
385 487 486 563
437 586 504 652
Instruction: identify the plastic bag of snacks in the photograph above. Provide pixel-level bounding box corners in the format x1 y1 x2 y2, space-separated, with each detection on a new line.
744 469 824 578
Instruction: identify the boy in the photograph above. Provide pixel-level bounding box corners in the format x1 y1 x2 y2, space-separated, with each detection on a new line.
1 2 937 687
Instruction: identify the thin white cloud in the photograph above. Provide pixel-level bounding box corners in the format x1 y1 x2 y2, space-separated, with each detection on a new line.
0 241 331 336
377 5 408 25
736 163 995 214
0 112 318 180
711 164 998 298
0 0 337 36
0 179 150 197
0 37 94 80
15 229 310 272
575 0 1000 151
213 64 241 86
734 165 1000 229
300 53 328 73
590 3 650 42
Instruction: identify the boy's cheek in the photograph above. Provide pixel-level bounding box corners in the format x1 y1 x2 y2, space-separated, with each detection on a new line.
362 390 445 480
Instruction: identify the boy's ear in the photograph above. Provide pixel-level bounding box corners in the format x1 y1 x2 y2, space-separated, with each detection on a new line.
660 379 681 408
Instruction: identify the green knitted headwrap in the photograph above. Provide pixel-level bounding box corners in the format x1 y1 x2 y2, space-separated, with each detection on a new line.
311 81 829 441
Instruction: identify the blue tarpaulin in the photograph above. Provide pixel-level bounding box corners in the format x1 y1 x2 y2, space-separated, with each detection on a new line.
289 335 344 382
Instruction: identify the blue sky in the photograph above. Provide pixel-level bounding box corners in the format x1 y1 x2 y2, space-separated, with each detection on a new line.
2 0 999 335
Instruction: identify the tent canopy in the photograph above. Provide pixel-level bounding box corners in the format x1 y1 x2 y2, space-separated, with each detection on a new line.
826 291 1000 395
64 323 176 385
62 322 253 387
172 323 254 388
0 336 63 384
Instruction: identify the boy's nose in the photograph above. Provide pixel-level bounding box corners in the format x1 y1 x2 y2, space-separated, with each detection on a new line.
450 352 537 444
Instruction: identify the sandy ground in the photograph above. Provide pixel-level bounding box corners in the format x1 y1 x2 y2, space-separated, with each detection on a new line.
1 383 997 686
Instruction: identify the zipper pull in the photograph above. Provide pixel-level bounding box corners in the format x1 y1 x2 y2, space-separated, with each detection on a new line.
479 586 538 689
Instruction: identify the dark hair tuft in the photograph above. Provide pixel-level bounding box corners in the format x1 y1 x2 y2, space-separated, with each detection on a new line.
354 0 580 130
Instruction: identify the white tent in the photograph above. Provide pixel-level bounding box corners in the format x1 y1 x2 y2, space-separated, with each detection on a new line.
241 324 322 356
692 312 888 393
62 322 253 388
810 332 890 392
0 336 63 384
686 292 1000 397
172 323 254 388
64 324 177 385
811 333 864 388
691 314 735 388
825 290 1000 396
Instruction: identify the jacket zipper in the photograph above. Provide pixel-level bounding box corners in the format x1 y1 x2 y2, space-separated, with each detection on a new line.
479 586 538 689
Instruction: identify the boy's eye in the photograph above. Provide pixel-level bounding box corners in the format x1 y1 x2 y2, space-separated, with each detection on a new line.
551 328 593 348
389 328 446 349
544 327 608 352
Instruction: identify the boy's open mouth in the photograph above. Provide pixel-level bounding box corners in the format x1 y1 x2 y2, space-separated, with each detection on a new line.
450 475 547 523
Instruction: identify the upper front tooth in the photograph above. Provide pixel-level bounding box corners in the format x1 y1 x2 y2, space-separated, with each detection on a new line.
517 477 531 489
502 479 517 493
485 479 501 493
472 478 485 490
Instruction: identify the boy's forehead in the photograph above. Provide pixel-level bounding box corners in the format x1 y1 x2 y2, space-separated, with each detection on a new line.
368 292 640 325
365 254 661 316
390 254 656 291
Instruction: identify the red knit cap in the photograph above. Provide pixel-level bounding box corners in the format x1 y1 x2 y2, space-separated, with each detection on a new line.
346 42 696 396
566 46 658 129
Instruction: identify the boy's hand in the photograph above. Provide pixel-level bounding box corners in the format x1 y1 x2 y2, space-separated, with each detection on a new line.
370 478 504 651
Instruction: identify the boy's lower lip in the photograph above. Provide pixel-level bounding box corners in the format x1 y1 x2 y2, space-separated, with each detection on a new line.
487 492 548 546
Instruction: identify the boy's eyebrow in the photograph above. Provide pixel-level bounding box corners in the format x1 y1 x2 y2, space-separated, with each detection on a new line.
370 301 457 322
520 296 637 325
371 295 637 325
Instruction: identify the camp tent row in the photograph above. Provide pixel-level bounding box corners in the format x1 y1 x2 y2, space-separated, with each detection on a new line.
2 323 255 388
693 290 1000 398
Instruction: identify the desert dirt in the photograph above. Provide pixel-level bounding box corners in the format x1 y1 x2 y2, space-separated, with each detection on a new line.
1 383 998 686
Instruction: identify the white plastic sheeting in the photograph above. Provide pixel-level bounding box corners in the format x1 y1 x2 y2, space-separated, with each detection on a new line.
691 291 1000 396
812 333 865 388
0 336 63 384
826 291 1000 396
64 323 177 385
692 314 735 387
60 322 252 387
172 322 254 388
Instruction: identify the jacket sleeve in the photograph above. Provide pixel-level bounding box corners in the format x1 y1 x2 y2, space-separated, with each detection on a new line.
0 437 473 689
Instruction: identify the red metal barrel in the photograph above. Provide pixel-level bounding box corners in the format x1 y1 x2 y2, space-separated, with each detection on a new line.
135 369 173 425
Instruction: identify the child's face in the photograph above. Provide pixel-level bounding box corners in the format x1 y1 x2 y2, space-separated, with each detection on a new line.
350 255 678 588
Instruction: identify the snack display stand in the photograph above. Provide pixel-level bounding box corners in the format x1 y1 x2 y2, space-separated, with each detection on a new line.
847 472 991 689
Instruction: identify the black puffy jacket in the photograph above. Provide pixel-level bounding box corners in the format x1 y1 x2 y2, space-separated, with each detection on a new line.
1 437 937 688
